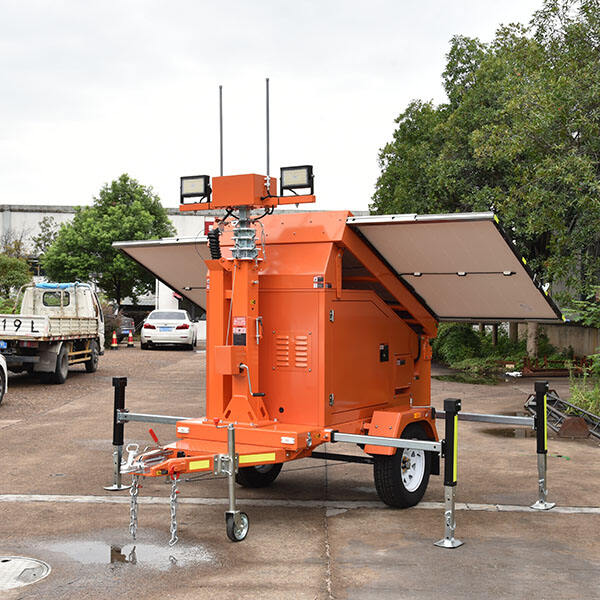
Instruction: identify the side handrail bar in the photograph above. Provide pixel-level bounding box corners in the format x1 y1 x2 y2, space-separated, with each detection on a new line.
434 411 534 427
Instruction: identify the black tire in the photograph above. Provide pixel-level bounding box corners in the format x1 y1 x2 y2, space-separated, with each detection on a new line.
85 341 99 373
235 463 283 488
373 423 431 508
225 512 249 542
0 369 5 406
50 344 69 384
140 341 148 350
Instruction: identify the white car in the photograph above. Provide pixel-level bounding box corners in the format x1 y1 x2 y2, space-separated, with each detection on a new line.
140 310 196 350
0 354 7 406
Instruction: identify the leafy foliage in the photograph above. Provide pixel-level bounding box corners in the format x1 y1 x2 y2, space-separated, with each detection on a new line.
32 216 60 256
0 228 29 259
564 286 600 327
42 174 175 305
0 254 31 297
372 0 600 301
432 322 570 384
432 323 482 363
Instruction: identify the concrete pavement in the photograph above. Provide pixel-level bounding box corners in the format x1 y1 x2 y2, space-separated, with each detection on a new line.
0 348 598 599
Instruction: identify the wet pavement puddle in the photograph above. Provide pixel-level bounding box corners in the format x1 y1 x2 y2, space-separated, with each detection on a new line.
39 536 215 570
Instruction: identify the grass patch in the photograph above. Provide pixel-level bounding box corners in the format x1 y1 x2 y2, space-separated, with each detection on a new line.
569 356 600 416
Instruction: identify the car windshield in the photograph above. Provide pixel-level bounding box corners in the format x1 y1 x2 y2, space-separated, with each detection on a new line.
148 311 187 320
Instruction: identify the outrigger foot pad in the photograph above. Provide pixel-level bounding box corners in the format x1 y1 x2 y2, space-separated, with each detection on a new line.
530 500 556 511
434 537 464 549
104 484 132 491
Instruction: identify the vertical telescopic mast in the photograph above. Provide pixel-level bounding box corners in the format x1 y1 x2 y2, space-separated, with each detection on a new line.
219 85 224 177
266 78 270 182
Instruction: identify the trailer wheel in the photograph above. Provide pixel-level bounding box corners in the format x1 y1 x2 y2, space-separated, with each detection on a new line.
235 463 283 488
85 341 99 373
373 423 431 508
226 511 249 542
47 345 69 384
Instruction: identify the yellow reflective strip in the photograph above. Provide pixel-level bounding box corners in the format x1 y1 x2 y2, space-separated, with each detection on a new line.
522 257 527 265
189 459 210 471
239 452 276 465
493 214 499 223
562 315 566 322
453 415 458 483
544 394 548 451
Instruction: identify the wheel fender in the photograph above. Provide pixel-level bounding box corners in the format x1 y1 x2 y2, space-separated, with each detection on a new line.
364 409 437 456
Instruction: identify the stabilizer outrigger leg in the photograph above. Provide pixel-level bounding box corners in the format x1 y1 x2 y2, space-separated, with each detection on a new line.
104 377 131 491
530 380 555 511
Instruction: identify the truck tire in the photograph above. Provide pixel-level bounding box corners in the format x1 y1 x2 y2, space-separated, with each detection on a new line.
50 345 69 384
373 422 431 508
235 463 283 488
85 341 99 373
0 370 5 405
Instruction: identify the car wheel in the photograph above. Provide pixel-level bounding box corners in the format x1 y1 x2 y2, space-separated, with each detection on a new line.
50 345 69 384
85 341 99 373
0 369 5 405
140 341 148 350
373 423 432 508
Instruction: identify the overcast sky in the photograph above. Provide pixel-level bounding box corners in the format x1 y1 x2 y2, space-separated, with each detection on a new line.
1 0 544 212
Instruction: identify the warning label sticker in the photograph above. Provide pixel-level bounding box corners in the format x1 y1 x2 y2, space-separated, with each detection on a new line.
233 317 246 328
233 316 247 346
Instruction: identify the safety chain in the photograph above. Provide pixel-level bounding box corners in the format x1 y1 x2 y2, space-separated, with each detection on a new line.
129 474 139 540
168 474 179 547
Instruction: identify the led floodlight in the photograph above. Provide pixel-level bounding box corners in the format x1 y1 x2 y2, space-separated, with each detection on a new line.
280 165 314 195
180 175 211 204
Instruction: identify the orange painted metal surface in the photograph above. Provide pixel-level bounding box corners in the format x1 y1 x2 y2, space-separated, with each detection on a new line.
179 173 316 211
143 174 438 478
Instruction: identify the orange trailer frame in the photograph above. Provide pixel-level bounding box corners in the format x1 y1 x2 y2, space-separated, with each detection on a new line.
114 172 561 544
118 173 445 542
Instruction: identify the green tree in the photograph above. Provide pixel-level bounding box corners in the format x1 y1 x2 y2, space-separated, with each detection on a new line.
0 254 31 298
43 174 175 306
32 216 60 256
372 0 600 302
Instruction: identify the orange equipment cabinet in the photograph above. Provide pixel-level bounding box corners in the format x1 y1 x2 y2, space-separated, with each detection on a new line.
205 210 438 434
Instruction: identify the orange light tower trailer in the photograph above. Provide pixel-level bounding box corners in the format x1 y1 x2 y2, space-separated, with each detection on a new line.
112 168 562 546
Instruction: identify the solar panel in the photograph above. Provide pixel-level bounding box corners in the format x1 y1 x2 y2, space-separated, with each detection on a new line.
114 237 210 309
346 213 562 322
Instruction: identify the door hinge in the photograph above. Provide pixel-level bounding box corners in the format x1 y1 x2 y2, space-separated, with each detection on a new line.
329 309 335 322
329 393 335 406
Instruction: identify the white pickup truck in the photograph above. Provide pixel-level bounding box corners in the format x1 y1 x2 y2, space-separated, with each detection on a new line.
0 283 105 384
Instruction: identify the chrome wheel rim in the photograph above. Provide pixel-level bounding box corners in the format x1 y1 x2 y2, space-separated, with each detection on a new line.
401 448 425 492
234 513 249 539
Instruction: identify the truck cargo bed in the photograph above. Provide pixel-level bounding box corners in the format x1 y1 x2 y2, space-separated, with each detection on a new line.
0 314 99 341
